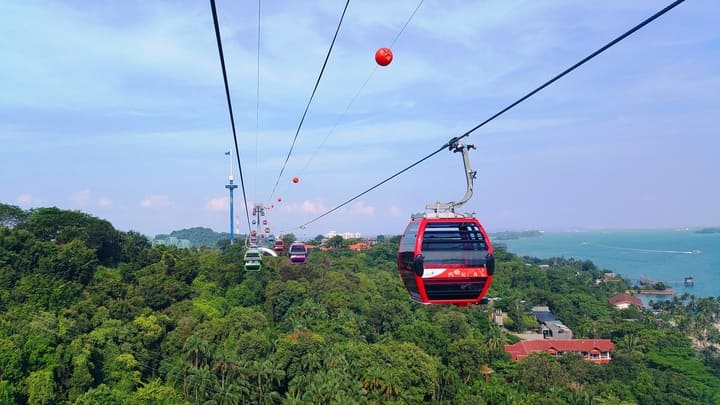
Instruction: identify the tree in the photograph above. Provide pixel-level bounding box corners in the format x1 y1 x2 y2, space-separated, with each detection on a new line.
39 239 98 284
281 233 296 247
0 203 27 228
515 353 570 394
131 379 187 405
26 369 57 405
327 235 345 249
23 207 121 264
186 365 218 403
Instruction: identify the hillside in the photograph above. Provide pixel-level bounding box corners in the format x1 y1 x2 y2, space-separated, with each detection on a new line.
154 226 232 248
1 203 719 404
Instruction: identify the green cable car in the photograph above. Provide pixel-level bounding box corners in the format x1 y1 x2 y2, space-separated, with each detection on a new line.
244 248 262 271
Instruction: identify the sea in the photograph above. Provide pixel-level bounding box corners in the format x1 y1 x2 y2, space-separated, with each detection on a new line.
499 229 720 300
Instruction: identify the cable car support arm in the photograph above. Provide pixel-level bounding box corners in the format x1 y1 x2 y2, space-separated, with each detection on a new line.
426 138 477 214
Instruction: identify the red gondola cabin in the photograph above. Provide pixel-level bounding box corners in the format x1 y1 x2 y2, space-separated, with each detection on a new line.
397 214 494 306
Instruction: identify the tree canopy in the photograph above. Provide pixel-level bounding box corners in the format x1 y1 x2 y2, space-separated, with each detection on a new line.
0 204 718 404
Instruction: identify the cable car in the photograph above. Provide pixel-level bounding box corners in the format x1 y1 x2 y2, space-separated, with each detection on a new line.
398 214 494 306
273 239 285 253
288 242 308 264
264 227 271 234
263 219 267 225
396 140 494 306
244 248 262 271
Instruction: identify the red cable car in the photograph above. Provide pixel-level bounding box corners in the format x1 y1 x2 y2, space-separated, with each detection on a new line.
398 214 494 306
273 239 285 253
396 140 494 306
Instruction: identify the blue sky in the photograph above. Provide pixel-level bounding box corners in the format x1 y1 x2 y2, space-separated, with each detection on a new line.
1 0 718 238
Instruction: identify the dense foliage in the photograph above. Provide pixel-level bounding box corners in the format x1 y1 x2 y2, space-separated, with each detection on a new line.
1 203 719 404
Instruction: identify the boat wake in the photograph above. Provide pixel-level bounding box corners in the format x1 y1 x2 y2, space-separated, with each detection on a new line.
585 243 701 255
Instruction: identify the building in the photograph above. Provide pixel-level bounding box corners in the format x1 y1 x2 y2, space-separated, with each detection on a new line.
504 339 614 364
490 309 505 327
608 293 643 309
325 231 362 239
532 306 573 340
348 242 371 251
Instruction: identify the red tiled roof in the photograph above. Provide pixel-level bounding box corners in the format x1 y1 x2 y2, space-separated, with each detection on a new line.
504 339 614 360
608 293 643 307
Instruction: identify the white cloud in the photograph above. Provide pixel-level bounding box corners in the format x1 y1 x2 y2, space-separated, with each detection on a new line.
68 189 92 206
205 196 230 212
140 195 173 208
16 193 34 205
284 199 328 215
351 201 375 216
67 189 113 208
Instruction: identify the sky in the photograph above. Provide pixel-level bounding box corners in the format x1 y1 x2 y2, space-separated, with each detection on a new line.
1 0 718 239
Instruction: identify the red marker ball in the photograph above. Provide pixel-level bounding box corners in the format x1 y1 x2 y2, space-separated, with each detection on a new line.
375 47 393 66
277 197 282 202
292 177 299 183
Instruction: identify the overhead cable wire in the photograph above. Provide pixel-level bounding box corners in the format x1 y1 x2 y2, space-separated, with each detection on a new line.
254 0 261 201
296 0 425 179
297 0 687 230
209 0 252 232
268 0 352 201
390 0 424 47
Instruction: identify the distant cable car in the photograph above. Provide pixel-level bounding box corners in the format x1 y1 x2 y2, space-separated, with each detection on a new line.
273 239 285 253
264 227 271 234
263 219 267 225
288 242 308 264
397 140 494 306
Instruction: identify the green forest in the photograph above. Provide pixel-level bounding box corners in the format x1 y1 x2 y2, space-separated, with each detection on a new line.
1 203 719 404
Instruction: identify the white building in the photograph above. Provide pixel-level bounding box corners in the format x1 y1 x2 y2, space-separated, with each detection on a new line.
325 231 361 239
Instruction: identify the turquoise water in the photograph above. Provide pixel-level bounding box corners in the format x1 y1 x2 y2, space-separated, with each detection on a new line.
500 230 720 298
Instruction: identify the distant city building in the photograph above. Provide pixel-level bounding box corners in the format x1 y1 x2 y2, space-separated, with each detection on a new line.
504 339 614 364
608 293 643 309
325 231 361 239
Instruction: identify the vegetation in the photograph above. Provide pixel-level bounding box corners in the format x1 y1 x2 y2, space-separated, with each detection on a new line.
1 202 719 404
154 227 231 248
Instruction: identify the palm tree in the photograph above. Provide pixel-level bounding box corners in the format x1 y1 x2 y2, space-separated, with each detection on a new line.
211 350 239 390
184 334 210 369
186 365 218 403
618 333 644 355
211 381 245 405
486 325 506 351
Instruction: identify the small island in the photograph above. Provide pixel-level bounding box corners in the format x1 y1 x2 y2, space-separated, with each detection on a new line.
492 230 544 241
696 227 720 234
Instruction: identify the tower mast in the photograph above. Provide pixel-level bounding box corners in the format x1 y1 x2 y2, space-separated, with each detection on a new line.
225 151 238 244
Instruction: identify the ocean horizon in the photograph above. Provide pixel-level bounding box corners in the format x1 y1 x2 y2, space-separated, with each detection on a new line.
499 229 720 299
